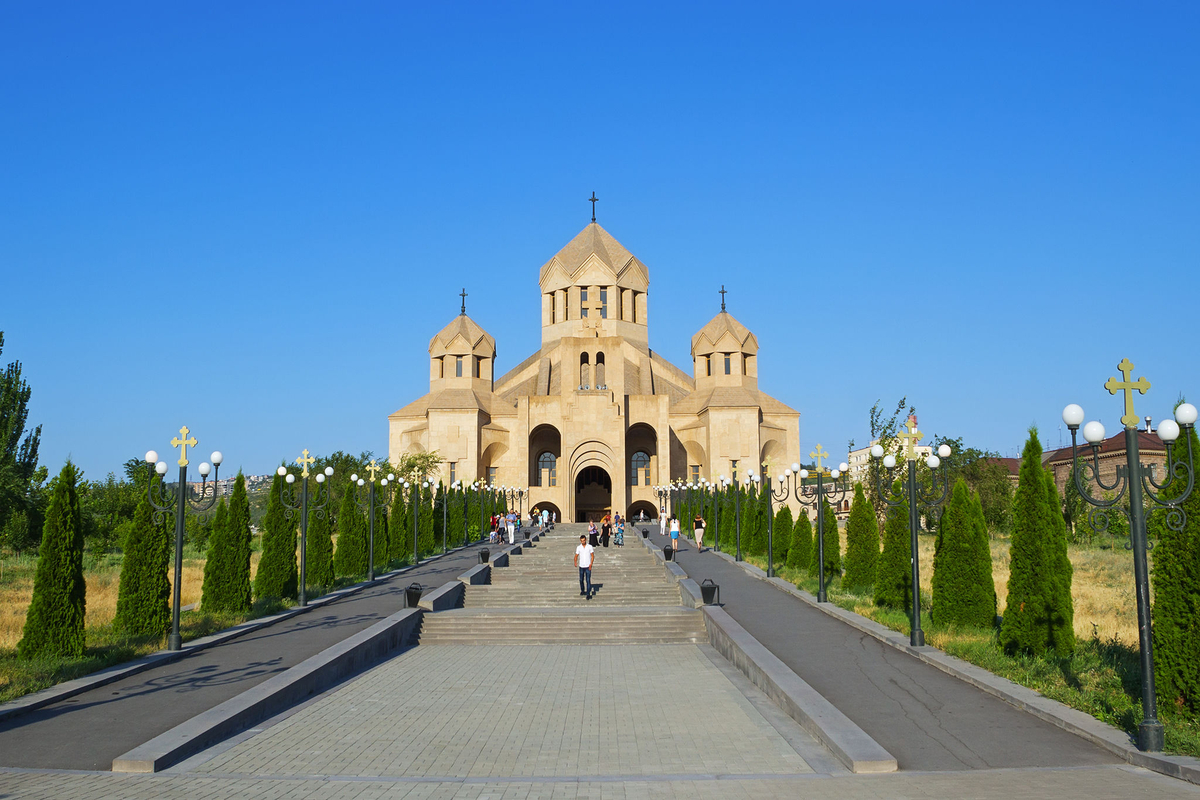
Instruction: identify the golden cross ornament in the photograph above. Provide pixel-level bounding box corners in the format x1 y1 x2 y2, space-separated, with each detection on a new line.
171 426 198 467
898 415 923 462
810 444 830 470
296 449 316 478
1104 358 1151 428
366 459 381 483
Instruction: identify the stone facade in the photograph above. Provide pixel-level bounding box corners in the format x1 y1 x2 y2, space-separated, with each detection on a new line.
1043 429 1168 502
388 222 801 522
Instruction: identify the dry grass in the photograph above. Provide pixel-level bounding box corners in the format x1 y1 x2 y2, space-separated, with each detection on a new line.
0 550 261 651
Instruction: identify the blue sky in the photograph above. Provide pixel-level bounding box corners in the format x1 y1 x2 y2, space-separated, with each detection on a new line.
2 2 1197 481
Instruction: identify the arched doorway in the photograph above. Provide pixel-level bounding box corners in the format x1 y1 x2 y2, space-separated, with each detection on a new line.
529 501 562 523
627 500 658 521
575 467 612 522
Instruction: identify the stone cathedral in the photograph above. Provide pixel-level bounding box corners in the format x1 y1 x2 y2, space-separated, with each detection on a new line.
388 221 801 522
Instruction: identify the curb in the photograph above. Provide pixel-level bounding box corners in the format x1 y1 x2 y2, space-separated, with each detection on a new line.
0 542 482 724
709 548 1200 787
111 606 425 773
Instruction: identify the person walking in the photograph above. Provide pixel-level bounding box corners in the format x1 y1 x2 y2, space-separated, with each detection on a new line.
659 507 667 536
601 514 611 548
588 521 600 547
693 512 705 552
669 516 681 552
575 534 595 600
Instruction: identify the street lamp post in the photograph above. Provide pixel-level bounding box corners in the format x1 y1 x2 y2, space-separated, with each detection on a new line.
1062 359 1196 752
786 446 850 601
501 487 528 527
145 426 222 651
734 473 752 561
349 461 394 582
277 452 335 606
870 416 953 647
406 479 433 566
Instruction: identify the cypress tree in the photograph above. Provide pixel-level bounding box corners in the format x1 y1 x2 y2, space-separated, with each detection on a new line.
334 483 367 577
418 483 435 555
787 509 811 571
200 499 230 611
1151 423 1200 712
771 506 793 570
433 483 446 553
970 490 998 621
374 507 389 572
931 480 995 628
465 488 479 538
718 490 734 552
115 494 170 637
390 485 412 563
227 474 253 611
255 472 298 601
306 508 334 588
1000 428 1071 655
875 481 912 611
449 488 465 547
1044 470 1075 654
810 498 840 584
842 483 879 593
19 461 86 659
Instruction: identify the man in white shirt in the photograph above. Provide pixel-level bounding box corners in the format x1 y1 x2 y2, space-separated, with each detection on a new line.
574 534 596 599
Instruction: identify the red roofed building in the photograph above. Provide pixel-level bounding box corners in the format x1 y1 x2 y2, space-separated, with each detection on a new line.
1042 427 1167 501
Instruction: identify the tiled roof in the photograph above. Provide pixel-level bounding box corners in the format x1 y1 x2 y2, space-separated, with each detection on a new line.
690 311 758 355
538 222 648 284
1043 430 1165 464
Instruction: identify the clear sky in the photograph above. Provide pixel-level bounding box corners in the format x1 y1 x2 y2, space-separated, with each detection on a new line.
2 2 1197 481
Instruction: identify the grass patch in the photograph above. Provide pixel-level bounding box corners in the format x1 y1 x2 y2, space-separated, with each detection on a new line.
737 550 1200 758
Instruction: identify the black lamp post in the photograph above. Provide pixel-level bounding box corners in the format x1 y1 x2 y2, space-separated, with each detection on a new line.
145 427 222 651
276 452 334 606
654 485 670 527
349 461 394 582
402 478 433 567
500 486 528 528
785 446 850 599
1062 360 1196 752
870 416 952 647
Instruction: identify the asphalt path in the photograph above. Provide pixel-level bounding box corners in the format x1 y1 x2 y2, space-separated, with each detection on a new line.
650 528 1119 771
0 540 497 771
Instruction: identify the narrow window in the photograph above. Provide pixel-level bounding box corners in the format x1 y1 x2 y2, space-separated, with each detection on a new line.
550 293 556 323
439 358 444 378
538 452 557 487
600 288 608 319
473 357 481 378
724 354 731 375
580 287 589 317
731 460 739 481
456 356 463 377
449 462 456 484
690 465 701 482
631 451 650 486
488 467 497 485
705 355 712 377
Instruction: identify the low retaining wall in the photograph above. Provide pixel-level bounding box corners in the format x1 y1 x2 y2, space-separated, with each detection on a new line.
111 607 424 773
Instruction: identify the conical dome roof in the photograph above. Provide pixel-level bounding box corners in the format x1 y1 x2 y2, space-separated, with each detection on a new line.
428 314 495 357
690 311 758 356
538 222 649 288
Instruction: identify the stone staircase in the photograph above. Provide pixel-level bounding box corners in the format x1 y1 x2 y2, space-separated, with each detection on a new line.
415 524 705 645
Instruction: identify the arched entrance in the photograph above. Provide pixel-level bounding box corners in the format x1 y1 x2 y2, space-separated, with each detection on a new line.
627 500 658 521
575 467 612 522
530 501 562 523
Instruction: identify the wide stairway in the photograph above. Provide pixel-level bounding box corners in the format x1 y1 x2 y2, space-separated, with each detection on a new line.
416 523 707 645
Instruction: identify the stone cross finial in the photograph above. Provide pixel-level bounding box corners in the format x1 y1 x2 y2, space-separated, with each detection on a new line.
296 449 315 478
588 192 599 222
898 416 923 462
171 426 198 467
1104 358 1151 428
719 285 727 311
810 443 829 470
460 288 468 316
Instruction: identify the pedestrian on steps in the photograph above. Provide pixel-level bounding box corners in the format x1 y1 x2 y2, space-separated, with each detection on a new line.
575 534 595 600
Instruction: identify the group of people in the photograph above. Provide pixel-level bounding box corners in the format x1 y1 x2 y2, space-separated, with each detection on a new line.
657 506 708 553
490 508 559 545
585 512 625 549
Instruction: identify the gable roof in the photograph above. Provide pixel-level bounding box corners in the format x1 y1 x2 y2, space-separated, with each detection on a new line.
538 222 649 287
691 311 758 356
428 314 496 356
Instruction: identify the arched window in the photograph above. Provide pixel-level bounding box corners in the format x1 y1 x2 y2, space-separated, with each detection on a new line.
538 451 557 487
579 353 590 389
630 451 650 486
595 352 606 389
705 355 712 377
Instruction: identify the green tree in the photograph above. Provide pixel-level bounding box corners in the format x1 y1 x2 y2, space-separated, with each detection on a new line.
306 508 335 588
970 489 997 620
857 396 912 522
1044 469 1075 654
0 508 34 557
810 498 840 584
373 506 389 572
842 483 879 593
875 481 912 611
718 490 734 552
114 495 170 637
787 509 811 571
771 505 793 570
255 472 297 601
1000 428 1072 655
931 480 995 628
334 483 368 577
19 462 85 659
418 483 435 555
0 332 46 536
390 484 412 563
448 487 465 547
432 482 446 553
1151 421 1200 711
226 474 253 611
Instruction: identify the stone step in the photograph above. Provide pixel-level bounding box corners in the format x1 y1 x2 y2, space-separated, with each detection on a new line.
416 607 706 645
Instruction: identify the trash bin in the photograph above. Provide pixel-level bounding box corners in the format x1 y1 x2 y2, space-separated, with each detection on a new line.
700 578 720 605
405 583 423 608
641 529 649 538
479 548 490 564
523 527 531 540
663 545 674 562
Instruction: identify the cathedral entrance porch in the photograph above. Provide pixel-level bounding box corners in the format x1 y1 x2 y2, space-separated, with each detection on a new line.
575 466 612 522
